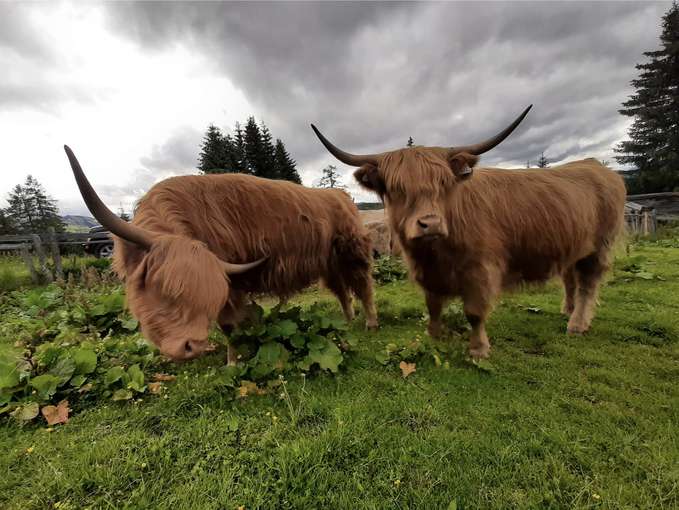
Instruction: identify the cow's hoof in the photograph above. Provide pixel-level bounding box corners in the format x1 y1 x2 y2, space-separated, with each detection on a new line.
567 319 589 335
366 321 379 331
469 345 490 360
427 323 442 338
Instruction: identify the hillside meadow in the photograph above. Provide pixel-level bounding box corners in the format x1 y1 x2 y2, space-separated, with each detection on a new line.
1 235 678 509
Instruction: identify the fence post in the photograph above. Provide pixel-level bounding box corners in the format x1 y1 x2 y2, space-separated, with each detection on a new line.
20 244 39 284
31 234 53 283
47 227 63 281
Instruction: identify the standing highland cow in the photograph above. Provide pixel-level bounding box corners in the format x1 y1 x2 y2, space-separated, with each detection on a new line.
312 106 626 359
64 147 378 362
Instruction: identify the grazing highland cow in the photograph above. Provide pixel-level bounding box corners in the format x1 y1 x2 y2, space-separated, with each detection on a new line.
64 147 378 362
312 106 626 359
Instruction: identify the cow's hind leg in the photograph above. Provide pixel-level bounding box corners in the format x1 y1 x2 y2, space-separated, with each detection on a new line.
567 251 608 334
323 275 355 323
330 232 378 330
347 269 378 330
561 266 577 316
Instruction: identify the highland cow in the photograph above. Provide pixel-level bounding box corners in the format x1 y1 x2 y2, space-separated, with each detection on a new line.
64 147 378 362
312 106 626 359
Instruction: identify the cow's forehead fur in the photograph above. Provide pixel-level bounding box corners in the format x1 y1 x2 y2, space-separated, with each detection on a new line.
130 236 229 318
379 147 456 196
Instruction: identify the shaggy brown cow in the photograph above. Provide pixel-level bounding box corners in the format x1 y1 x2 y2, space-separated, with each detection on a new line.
64 147 378 362
312 106 626 359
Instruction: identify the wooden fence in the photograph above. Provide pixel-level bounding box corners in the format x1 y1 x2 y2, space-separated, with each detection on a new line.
0 229 110 284
625 201 657 236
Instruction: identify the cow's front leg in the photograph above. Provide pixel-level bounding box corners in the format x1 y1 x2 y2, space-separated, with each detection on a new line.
425 290 445 338
218 292 247 366
462 268 500 359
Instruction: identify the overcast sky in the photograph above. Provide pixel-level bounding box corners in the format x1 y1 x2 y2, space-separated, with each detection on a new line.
0 1 670 216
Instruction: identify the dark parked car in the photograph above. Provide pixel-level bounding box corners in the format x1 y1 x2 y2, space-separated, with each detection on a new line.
84 226 114 258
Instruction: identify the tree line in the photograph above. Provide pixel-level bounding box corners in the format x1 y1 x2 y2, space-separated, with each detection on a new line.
198 116 301 183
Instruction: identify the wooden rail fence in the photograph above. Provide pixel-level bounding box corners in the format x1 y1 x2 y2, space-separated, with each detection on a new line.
0 228 110 284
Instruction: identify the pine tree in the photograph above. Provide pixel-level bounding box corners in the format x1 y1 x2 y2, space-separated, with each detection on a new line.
198 124 229 173
244 117 266 177
537 152 549 168
274 139 302 184
407 136 414 147
232 122 248 174
258 121 277 179
615 1 679 192
526 160 531 169
317 165 346 190
0 208 17 235
6 175 65 233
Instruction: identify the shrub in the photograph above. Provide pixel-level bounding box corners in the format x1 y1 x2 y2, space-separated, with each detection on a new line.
373 255 408 284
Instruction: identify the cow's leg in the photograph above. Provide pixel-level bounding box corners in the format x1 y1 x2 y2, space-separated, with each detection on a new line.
561 266 577 316
568 252 608 334
349 270 378 330
218 292 247 366
425 290 446 338
323 276 355 322
462 266 501 359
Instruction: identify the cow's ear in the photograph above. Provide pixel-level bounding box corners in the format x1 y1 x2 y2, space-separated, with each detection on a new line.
448 152 479 180
354 164 385 195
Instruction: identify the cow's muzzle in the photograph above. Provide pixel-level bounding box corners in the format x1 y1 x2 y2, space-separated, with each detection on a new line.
412 214 447 240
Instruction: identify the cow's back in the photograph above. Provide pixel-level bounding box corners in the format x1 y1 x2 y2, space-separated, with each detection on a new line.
444 159 626 285
125 173 362 296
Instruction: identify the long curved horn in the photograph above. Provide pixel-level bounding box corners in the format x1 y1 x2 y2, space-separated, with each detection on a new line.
221 257 267 275
64 145 155 249
450 105 533 156
310 124 380 167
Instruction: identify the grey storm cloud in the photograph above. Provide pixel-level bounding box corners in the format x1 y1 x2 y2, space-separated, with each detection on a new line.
103 0 670 174
96 126 203 211
0 3 102 113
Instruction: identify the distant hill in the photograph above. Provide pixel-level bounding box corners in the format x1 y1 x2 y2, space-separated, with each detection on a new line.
61 215 99 230
356 202 384 211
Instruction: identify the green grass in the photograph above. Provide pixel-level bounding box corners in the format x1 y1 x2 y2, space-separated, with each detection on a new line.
2 243 679 509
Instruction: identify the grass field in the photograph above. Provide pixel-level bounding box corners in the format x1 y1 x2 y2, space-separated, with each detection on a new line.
1 240 678 509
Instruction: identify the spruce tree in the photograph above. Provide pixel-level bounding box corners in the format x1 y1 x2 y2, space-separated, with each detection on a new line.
198 124 229 173
407 136 414 147
274 139 302 184
0 208 17 235
615 1 679 192
6 175 65 233
244 117 265 176
536 152 549 168
232 122 248 174
258 121 277 179
317 165 346 190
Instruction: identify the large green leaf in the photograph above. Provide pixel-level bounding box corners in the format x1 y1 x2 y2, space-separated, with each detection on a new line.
104 366 126 386
30 374 60 400
73 348 97 375
0 351 22 390
10 402 39 421
126 364 145 392
49 354 76 385
305 340 343 373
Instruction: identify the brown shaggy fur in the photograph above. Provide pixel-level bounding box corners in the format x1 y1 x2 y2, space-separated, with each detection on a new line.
113 174 378 361
354 148 626 358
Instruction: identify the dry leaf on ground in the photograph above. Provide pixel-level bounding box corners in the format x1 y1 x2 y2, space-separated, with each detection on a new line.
399 361 416 378
41 400 70 425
